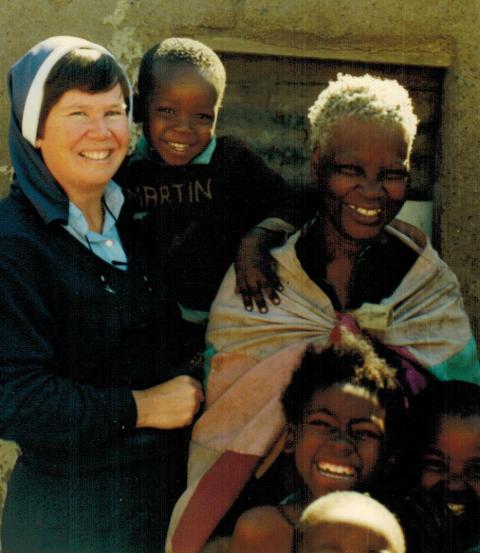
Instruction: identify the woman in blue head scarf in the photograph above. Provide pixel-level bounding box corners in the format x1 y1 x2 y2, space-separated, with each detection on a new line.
0 36 203 552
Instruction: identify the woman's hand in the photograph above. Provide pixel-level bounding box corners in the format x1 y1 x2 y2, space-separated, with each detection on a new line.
133 375 204 430
235 227 285 313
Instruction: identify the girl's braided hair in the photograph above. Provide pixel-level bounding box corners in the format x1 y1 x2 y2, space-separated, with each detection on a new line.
281 329 406 452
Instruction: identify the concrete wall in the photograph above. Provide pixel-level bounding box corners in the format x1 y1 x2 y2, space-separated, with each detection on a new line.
0 0 479 524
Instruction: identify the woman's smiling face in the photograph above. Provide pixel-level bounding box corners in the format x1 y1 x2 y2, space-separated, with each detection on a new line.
291 382 386 501
36 85 129 200
313 118 409 242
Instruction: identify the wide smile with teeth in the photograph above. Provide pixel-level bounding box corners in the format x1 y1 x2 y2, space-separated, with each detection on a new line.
316 462 356 480
80 151 110 160
447 502 465 516
347 204 382 217
168 142 190 152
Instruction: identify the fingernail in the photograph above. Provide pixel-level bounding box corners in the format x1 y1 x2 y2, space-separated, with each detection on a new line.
272 298 280 305
246 305 253 311
260 306 267 313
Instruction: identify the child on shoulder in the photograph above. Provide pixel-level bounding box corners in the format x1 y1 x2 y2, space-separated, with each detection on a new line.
227 330 407 553
116 37 303 320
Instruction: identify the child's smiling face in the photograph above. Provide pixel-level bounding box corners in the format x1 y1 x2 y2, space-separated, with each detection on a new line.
144 63 217 166
312 118 409 242
420 414 480 517
290 382 386 501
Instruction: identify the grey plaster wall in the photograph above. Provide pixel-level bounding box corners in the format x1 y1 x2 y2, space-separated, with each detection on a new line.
0 0 479 528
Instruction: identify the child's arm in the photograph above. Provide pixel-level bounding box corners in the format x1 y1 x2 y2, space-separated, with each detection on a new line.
222 136 318 312
228 137 314 313
235 225 291 313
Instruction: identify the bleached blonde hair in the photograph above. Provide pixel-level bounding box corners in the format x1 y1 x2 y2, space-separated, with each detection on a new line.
307 73 418 162
299 491 406 553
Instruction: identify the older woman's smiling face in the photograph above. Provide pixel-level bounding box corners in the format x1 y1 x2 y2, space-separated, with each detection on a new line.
313 118 409 242
36 84 129 201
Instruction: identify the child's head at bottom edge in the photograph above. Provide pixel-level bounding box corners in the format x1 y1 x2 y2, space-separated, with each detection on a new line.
136 37 226 166
298 491 405 553
281 330 406 503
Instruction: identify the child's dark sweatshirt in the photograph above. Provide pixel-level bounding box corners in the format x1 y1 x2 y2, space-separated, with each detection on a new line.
116 135 302 312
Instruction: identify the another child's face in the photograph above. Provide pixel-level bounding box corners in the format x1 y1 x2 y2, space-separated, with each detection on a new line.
292 383 386 500
144 64 217 165
420 414 480 517
301 521 391 553
313 118 409 242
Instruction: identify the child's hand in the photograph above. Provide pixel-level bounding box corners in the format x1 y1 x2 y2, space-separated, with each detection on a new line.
235 227 285 313
133 375 204 429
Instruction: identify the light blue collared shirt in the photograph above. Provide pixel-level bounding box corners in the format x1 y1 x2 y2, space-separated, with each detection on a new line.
191 136 217 164
63 181 128 270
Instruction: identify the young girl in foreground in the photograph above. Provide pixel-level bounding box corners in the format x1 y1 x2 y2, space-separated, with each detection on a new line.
228 331 406 553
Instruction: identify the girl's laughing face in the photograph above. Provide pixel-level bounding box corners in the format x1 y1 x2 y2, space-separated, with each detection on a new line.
291 382 386 501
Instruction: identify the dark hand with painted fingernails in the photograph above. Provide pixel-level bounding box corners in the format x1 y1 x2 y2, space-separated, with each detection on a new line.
235 227 286 313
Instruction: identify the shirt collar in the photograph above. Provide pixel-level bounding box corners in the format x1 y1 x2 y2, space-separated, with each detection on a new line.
191 136 216 164
67 180 125 236
130 135 217 165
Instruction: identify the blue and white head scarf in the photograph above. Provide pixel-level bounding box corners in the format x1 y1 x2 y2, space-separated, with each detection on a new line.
7 36 133 224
